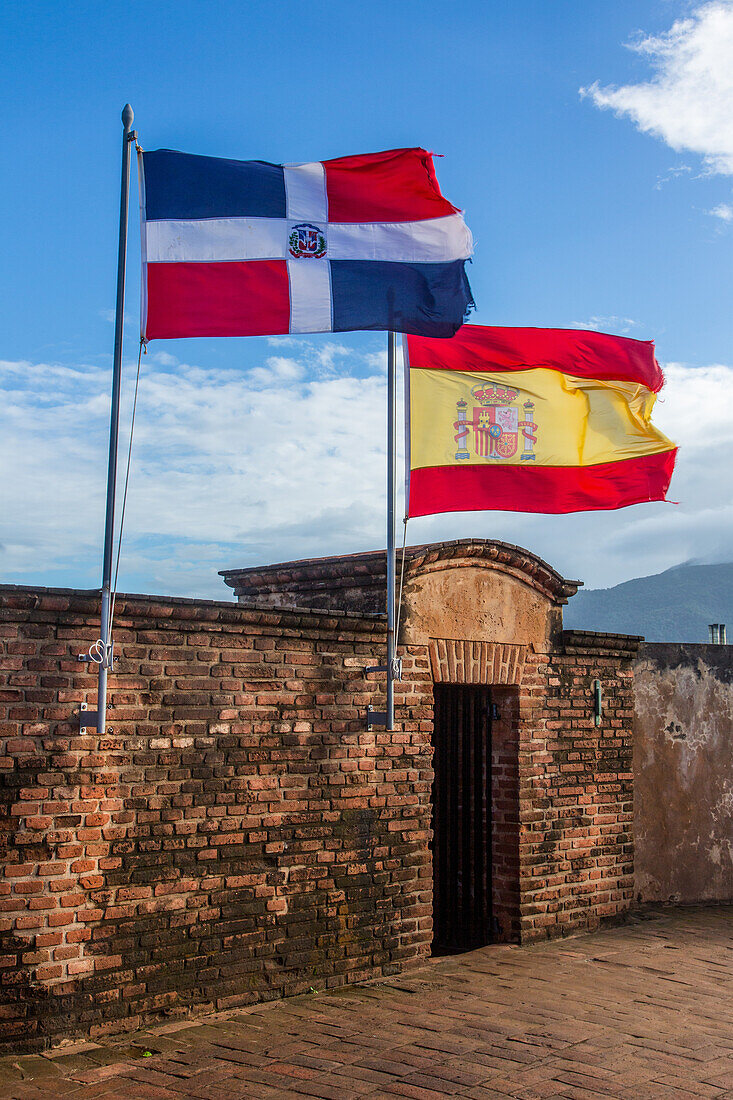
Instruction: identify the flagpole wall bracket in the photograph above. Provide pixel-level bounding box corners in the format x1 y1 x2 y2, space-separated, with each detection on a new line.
79 700 113 734
365 654 402 729
366 658 402 680
366 707 388 731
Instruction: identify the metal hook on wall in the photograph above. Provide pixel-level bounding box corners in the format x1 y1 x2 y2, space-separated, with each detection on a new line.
592 679 602 727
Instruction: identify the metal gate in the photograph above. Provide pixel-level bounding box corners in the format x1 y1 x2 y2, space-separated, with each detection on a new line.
431 683 493 952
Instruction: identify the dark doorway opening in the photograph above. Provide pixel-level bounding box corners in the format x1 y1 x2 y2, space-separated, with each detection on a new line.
431 683 493 953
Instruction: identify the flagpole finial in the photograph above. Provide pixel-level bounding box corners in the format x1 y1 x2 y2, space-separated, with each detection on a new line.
122 103 134 129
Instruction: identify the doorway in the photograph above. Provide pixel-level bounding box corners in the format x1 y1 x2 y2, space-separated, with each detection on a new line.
431 683 493 953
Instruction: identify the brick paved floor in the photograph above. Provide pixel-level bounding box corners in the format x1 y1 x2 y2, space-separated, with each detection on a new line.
0 906 731 1100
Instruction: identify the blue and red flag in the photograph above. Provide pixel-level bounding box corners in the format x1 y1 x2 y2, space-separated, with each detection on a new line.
138 148 474 340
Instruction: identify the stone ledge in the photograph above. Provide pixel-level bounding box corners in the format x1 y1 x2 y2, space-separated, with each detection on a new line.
0 585 385 636
562 629 643 657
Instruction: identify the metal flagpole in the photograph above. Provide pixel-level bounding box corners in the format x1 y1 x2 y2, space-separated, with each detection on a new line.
386 329 397 730
87 104 135 738
366 329 401 732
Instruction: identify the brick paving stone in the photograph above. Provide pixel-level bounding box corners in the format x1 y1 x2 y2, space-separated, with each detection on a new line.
328 1062 405 1089
379 1083 452 1100
114 1067 201 1095
68 1066 128 1086
400 1072 466 1094
459 1089 528 1100
1 907 732 1100
416 1064 491 1089
651 1074 727 1097
555 1089 629 1100
355 1053 430 1075
194 1046 264 1069
224 1067 306 1099
4 1060 61 1083
286 1054 348 1073
270 1079 346 1100
703 1071 733 1090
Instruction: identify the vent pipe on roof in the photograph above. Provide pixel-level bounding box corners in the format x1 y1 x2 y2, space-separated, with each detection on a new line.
720 624 727 645
709 624 720 644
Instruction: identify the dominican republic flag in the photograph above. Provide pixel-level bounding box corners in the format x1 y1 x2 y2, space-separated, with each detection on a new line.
138 147 474 341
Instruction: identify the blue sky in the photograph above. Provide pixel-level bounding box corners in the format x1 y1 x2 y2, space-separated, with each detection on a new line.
2 0 733 599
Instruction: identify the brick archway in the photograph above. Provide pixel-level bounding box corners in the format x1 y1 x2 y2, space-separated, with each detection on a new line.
429 639 526 685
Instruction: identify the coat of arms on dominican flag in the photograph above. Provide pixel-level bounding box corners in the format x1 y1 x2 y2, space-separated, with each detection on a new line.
138 147 474 340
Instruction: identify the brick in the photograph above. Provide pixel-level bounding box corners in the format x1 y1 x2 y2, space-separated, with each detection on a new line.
0 559 642 1051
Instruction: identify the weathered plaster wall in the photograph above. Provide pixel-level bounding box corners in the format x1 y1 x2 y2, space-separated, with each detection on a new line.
633 643 733 904
401 564 560 647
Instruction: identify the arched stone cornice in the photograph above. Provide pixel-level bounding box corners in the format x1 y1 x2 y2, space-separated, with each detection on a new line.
220 538 580 614
402 540 579 606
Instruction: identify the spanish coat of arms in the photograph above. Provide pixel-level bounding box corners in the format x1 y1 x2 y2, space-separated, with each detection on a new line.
453 381 538 461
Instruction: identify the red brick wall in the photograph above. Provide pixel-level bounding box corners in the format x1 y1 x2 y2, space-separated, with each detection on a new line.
517 632 637 941
0 585 639 1051
490 687 521 942
0 588 432 1051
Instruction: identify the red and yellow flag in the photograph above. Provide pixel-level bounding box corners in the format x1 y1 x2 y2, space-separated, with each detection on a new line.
405 325 677 517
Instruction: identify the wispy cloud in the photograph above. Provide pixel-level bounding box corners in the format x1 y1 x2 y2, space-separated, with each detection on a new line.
654 164 693 191
573 316 640 334
99 307 136 326
708 202 733 221
581 2 733 175
151 350 178 366
266 336 302 348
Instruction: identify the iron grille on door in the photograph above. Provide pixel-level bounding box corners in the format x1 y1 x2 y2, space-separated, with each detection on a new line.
432 684 493 952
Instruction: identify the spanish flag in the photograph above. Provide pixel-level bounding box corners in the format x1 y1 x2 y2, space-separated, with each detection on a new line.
405 325 677 517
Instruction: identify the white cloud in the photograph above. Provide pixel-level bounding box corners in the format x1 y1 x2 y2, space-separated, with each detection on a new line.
0 346 396 598
266 336 301 348
248 356 306 385
581 2 733 175
152 350 178 366
655 164 693 190
573 316 640 334
708 202 733 220
0 350 731 599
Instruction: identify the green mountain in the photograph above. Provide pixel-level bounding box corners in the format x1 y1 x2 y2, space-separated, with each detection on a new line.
563 561 733 643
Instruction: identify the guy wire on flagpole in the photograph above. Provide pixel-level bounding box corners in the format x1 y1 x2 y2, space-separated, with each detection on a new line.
87 103 136 739
395 516 408 646
109 337 145 635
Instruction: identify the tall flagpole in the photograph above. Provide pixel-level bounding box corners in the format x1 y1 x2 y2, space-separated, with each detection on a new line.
386 329 397 730
95 104 135 738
